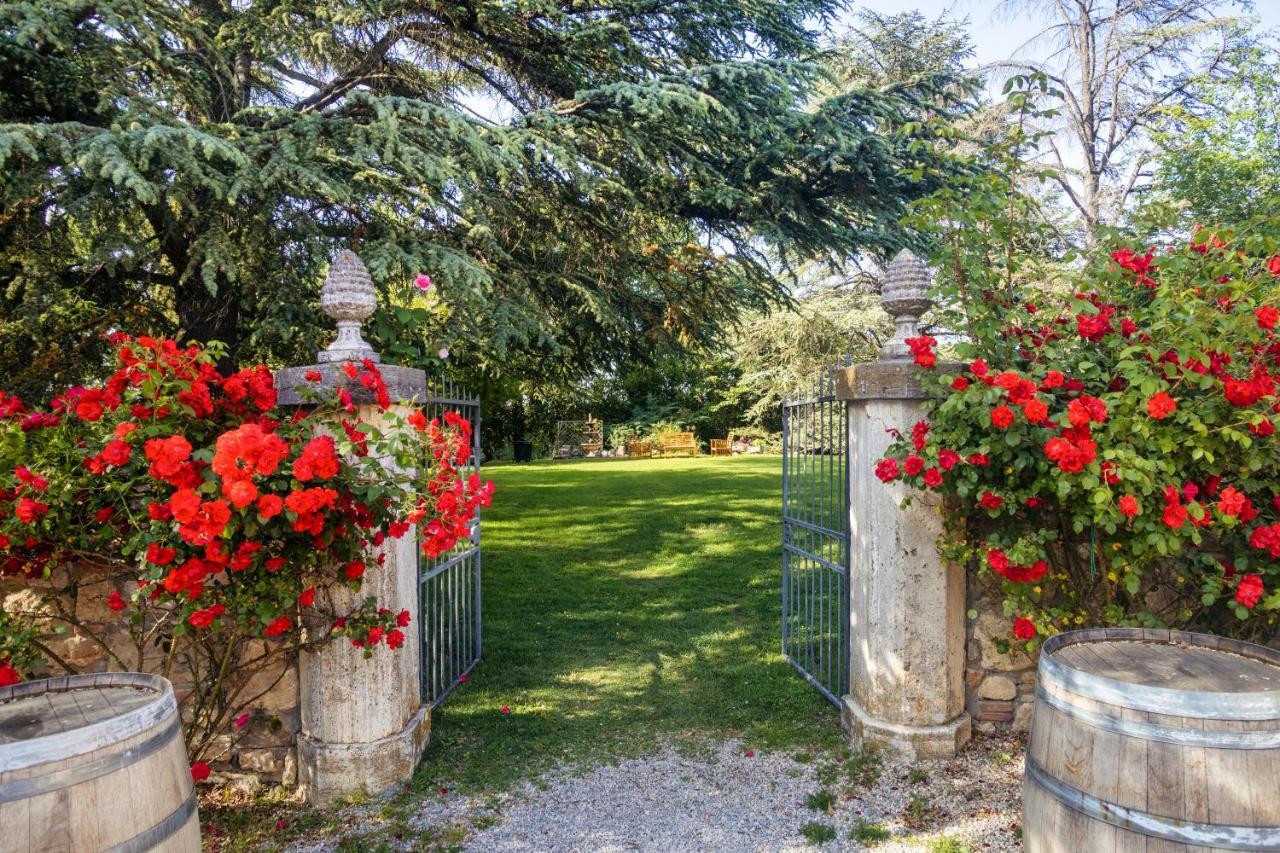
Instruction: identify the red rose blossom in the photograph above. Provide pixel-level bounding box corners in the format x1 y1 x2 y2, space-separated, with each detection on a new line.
1236 573 1264 609
1012 618 1036 640
1146 391 1177 419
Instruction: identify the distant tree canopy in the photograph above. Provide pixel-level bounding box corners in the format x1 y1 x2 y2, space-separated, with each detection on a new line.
0 0 969 396
1152 49 1280 225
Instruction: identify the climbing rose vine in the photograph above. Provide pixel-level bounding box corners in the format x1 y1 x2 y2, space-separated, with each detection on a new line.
878 225 1280 649
0 335 492 759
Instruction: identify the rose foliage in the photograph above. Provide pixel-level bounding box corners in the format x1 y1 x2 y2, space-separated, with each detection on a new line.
879 223 1280 650
0 335 492 759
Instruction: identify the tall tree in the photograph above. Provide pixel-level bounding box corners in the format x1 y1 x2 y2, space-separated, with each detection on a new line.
0 1 964 396
995 0 1249 241
1151 48 1280 224
825 9 974 93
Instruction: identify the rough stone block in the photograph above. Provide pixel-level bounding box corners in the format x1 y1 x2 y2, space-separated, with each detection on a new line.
965 669 984 689
1013 702 1034 732
239 747 292 775
973 611 1034 672
977 674 1017 701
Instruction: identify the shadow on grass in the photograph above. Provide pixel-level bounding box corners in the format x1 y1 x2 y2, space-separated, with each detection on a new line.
412 456 840 794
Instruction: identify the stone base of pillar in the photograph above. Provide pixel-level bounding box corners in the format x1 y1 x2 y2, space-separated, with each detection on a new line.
841 693 971 761
297 705 432 805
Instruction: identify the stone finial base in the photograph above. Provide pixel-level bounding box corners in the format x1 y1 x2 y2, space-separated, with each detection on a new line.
842 694 971 760
274 363 427 407
297 705 431 806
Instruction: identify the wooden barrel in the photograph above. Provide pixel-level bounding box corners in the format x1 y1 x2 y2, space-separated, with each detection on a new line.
1024 628 1280 852
0 673 199 852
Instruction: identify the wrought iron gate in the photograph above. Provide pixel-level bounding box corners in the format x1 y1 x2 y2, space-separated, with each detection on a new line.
781 358 850 706
418 376 482 707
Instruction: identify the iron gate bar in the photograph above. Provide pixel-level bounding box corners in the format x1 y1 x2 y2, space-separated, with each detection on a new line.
781 356 850 706
417 375 483 708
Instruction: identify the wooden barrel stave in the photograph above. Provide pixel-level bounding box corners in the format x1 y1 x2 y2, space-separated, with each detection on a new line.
0 673 199 853
1024 628 1280 853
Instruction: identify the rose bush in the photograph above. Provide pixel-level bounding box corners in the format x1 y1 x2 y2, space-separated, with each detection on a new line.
0 334 492 761
878 223 1280 650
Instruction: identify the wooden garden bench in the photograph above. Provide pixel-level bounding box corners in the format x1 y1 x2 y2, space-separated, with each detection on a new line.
658 431 697 456
709 434 732 456
626 440 652 458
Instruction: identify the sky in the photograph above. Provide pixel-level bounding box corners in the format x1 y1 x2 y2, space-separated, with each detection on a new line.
848 0 1280 68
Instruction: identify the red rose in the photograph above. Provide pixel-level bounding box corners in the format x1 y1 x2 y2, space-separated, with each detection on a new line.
1041 370 1064 389
386 629 406 649
1021 398 1048 424
970 359 989 376
990 406 1015 430
396 609 411 628
1163 503 1188 529
951 376 969 392
1258 306 1279 330
1012 617 1036 640
1218 487 1250 518
0 662 20 687
190 761 211 782
1268 256 1280 277
107 590 126 612
263 616 292 638
938 450 960 471
15 497 49 524
903 455 924 477
1146 391 1177 419
256 493 284 519
343 560 366 581
1118 496 1139 518
911 420 929 451
1236 573 1264 609
874 458 901 482
408 410 428 431
923 467 943 488
978 491 1003 510
987 549 1009 573
967 453 990 466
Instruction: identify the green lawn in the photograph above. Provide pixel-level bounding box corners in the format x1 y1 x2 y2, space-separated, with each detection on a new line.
412 454 839 793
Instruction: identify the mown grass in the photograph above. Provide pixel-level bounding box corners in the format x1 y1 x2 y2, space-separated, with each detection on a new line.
409 455 839 793
203 455 839 847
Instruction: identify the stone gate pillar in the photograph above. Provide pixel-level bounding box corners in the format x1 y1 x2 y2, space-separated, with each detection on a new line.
275 250 430 805
835 250 971 759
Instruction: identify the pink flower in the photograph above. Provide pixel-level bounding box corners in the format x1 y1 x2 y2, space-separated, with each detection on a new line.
415 274 433 291
233 713 251 728
500 705 511 715
745 749 755 758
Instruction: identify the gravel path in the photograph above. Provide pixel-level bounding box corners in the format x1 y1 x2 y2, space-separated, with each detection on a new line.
289 733 1025 851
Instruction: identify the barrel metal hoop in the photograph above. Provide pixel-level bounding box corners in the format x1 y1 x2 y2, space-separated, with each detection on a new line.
1035 684 1280 750
0 673 177 772
1040 629 1280 721
0 713 182 802
105 787 198 853
1027 758 1280 850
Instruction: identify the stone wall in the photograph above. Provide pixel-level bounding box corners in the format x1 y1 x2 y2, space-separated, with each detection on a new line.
965 582 1036 735
1 574 300 787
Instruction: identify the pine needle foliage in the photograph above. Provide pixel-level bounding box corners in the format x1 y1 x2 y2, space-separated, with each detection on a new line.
0 0 968 392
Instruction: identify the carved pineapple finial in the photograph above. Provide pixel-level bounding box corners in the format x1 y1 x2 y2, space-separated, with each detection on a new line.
879 249 933 360
318 250 380 364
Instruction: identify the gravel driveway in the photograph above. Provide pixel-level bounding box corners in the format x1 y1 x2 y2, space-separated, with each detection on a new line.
290 733 1025 851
